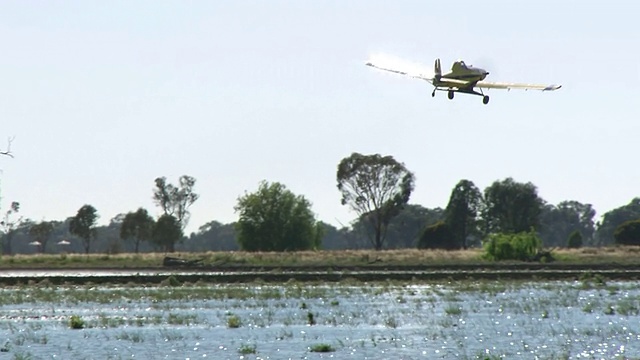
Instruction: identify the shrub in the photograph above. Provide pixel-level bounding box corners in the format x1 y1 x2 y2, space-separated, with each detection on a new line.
417 221 456 249
483 230 542 261
567 230 583 248
238 344 256 354
227 315 241 328
69 315 85 329
309 343 334 353
614 219 640 245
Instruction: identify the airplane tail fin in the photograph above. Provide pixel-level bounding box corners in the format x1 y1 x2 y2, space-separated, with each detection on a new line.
434 58 442 80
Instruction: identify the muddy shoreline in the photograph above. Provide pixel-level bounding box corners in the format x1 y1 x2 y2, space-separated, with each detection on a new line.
1 263 639 284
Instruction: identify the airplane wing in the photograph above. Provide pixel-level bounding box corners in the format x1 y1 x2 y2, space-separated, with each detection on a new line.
475 81 562 91
365 62 433 83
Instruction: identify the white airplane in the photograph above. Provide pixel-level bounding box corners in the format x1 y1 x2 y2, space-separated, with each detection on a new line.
365 57 561 104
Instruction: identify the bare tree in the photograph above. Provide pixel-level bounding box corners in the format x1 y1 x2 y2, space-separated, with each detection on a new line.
0 137 14 158
152 175 199 229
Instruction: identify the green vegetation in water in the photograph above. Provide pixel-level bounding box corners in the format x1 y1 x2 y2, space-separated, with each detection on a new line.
238 344 257 355
579 272 607 288
307 312 315 326
116 331 145 343
309 343 334 353
444 305 463 316
227 314 241 328
69 315 84 329
604 305 615 315
161 275 182 287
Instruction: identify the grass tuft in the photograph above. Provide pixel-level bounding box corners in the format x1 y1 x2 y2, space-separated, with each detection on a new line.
69 315 84 329
227 314 241 328
309 343 334 353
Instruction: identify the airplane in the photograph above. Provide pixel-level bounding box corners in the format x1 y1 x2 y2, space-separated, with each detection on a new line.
365 57 561 104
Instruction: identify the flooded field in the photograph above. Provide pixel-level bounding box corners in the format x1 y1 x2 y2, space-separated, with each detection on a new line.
1 278 639 359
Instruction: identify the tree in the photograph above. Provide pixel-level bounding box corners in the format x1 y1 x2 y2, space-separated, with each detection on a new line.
613 219 640 246
350 205 444 249
69 205 99 254
1 201 22 255
567 230 583 249
152 175 199 229
444 180 483 249
596 198 640 245
336 153 415 250
187 221 238 252
482 178 544 234
120 208 155 253
539 201 596 247
151 214 183 252
235 181 322 252
29 221 54 253
417 221 454 249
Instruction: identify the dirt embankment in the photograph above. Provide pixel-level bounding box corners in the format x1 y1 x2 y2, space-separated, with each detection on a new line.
1 263 639 285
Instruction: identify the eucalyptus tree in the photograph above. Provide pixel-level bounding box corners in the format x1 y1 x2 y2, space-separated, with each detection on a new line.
152 175 199 229
337 153 415 250
69 205 99 254
120 208 155 253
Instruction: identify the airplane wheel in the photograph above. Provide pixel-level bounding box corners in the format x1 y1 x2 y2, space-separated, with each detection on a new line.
483 95 490 105
448 90 454 100
431 91 436 98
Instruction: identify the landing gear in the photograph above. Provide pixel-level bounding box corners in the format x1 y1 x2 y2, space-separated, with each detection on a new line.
482 95 490 105
431 89 436 97
447 90 454 100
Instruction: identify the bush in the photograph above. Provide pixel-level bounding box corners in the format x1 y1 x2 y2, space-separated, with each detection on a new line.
309 343 335 353
227 315 241 328
483 230 542 261
69 315 85 329
417 221 456 249
567 230 583 248
614 219 640 245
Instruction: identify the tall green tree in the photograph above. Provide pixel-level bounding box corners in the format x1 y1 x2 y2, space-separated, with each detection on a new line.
350 205 444 249
596 198 640 245
336 153 415 250
483 178 544 234
567 230 583 248
69 205 99 254
539 201 596 247
29 221 54 253
418 221 454 249
152 214 183 252
1 201 22 255
120 208 155 253
613 219 640 245
152 175 199 229
235 181 322 252
444 179 483 249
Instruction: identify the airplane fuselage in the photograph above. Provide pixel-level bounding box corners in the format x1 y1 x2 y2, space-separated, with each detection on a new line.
438 60 489 84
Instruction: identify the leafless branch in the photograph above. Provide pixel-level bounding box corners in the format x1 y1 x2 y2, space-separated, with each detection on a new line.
0 137 15 158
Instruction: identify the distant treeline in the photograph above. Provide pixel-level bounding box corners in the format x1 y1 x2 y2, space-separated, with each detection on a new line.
2 150 640 254
2 197 640 255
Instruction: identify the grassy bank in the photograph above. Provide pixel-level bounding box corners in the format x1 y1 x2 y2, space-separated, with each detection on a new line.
1 246 640 269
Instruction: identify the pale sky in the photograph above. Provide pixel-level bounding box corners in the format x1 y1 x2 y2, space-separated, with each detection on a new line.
1 1 639 234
